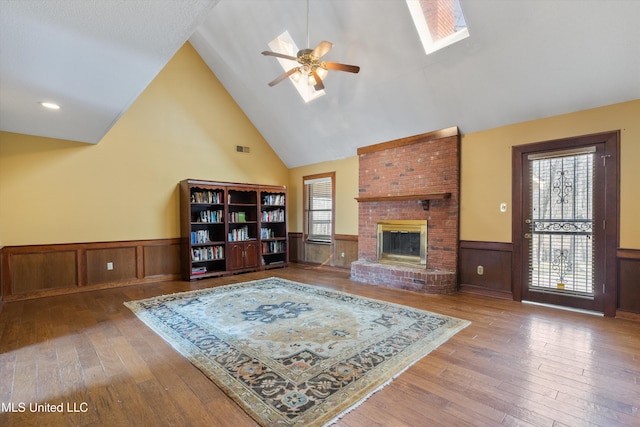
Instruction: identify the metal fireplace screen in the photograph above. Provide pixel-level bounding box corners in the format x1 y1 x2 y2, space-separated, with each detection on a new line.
377 220 427 265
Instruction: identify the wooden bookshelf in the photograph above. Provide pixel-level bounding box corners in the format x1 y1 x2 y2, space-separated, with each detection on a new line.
180 180 228 280
260 187 289 269
180 180 288 280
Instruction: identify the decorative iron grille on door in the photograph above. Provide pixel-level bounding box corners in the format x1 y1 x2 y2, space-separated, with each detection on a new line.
528 148 595 296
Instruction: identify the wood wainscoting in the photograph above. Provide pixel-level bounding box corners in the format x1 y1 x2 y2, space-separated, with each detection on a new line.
1 239 180 301
618 248 640 316
458 241 514 299
459 241 640 316
288 232 358 269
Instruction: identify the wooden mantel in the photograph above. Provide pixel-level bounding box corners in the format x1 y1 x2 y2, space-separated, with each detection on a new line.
355 192 451 210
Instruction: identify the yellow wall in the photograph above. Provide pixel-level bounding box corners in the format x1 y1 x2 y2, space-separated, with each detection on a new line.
460 99 640 248
1 40 637 252
287 156 359 235
286 100 640 250
0 43 287 247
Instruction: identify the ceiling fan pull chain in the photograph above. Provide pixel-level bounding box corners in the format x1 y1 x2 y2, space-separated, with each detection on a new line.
306 0 310 49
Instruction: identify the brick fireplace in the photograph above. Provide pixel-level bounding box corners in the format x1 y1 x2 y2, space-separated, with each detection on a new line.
351 127 460 294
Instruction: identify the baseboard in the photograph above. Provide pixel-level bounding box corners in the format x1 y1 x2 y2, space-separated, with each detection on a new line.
2 274 180 302
293 261 351 273
615 310 640 322
458 284 513 300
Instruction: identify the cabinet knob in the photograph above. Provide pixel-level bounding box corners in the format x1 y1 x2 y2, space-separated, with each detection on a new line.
524 233 532 239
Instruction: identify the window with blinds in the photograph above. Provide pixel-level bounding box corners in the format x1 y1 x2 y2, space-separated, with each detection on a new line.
303 173 334 243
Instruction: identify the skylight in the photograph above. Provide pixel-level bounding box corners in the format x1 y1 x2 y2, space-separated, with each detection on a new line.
406 0 469 55
268 31 325 103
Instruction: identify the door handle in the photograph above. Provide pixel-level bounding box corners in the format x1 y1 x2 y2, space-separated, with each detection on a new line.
524 233 532 239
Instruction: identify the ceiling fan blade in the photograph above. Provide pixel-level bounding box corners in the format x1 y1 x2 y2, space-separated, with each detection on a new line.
311 41 333 59
262 51 298 62
323 62 360 73
311 69 325 91
268 67 299 87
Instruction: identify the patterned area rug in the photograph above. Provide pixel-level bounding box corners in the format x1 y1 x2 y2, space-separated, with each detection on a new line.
124 278 469 426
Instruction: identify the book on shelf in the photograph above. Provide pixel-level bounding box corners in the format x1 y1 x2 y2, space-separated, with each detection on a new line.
261 209 284 222
263 194 285 205
229 211 247 222
191 230 212 244
261 240 285 254
191 190 223 204
260 228 275 239
191 245 224 261
228 226 250 242
191 266 207 275
196 209 223 223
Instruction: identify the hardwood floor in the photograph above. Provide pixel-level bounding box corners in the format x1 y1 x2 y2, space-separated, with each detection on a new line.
1 263 638 426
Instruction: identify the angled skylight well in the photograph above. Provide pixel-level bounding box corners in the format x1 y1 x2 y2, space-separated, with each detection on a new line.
268 31 325 103
406 0 469 55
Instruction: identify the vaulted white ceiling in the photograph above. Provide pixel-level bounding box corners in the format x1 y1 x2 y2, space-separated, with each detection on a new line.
2 1 639 168
0 0 218 143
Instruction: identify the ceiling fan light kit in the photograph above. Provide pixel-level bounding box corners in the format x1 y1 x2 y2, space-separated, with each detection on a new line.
261 0 359 93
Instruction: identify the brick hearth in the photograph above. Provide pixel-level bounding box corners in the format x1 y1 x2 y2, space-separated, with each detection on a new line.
350 260 457 294
351 127 460 294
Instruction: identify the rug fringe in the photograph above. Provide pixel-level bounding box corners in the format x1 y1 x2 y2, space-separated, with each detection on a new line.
322 372 399 426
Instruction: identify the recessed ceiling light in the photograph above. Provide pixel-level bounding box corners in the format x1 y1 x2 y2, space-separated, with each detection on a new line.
40 101 61 110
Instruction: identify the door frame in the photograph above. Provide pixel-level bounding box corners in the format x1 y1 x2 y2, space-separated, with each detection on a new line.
512 131 619 316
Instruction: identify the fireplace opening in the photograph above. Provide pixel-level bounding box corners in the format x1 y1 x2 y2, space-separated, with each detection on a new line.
377 220 427 265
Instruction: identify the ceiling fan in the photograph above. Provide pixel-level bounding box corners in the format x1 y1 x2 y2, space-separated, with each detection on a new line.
261 0 360 92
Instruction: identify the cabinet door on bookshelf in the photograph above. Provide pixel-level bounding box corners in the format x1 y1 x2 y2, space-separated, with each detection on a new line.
244 241 259 269
227 242 259 271
227 243 244 270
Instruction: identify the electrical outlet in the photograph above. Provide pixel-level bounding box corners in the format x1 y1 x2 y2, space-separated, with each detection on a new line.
500 202 507 213
107 262 114 271
477 265 484 275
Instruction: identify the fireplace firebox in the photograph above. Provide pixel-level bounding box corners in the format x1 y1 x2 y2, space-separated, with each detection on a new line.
377 220 427 265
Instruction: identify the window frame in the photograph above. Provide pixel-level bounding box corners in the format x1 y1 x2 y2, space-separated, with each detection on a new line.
406 0 469 55
302 172 335 244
